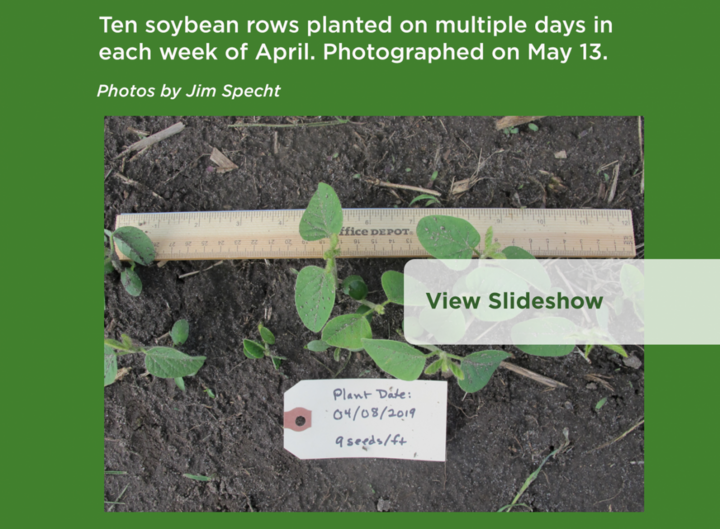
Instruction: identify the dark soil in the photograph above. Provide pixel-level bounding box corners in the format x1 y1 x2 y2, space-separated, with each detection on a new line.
104 116 644 512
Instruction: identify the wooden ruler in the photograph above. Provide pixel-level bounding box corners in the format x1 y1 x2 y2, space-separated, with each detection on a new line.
114 208 636 260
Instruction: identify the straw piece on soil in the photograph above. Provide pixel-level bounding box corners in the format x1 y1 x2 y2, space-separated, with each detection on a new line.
363 177 441 197
606 162 621 204
500 361 568 389
554 150 567 159
450 149 503 196
589 418 644 452
113 173 164 201
210 147 238 173
495 116 545 130
116 121 185 158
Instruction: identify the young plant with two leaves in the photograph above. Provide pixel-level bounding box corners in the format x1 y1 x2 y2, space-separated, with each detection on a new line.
294 183 405 359
104 319 205 388
243 323 285 369
104 226 156 297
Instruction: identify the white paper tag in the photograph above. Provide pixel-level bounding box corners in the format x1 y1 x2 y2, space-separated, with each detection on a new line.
283 379 447 461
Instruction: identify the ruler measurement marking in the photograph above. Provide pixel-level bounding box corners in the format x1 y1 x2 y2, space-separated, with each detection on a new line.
115 208 635 260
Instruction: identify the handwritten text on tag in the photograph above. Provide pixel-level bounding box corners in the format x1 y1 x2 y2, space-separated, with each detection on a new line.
283 379 447 461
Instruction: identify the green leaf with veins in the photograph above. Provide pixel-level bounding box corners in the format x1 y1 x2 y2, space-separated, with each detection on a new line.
322 314 372 350
305 340 331 352
113 226 156 266
381 271 404 304
170 319 189 345
448 361 465 380
144 347 206 378
424 358 443 375
355 304 374 321
409 194 440 207
342 275 368 301
259 324 275 345
243 339 265 359
458 350 509 393
299 183 343 241
120 268 142 296
104 345 117 387
362 339 426 381
295 266 336 332
417 215 481 259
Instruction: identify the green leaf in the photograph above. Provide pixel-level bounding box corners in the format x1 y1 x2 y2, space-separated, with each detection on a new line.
299 183 343 241
120 268 142 296
333 348 342 362
424 358 443 375
183 474 211 482
458 350 510 393
295 266 336 332
417 215 481 259
170 319 189 346
355 304 374 321
495 252 551 294
104 345 117 387
259 324 275 345
306 340 331 352
272 357 282 370
503 246 535 260
603 343 628 358
362 339 426 381
431 171 439 181
113 226 156 266
243 339 265 359
409 194 440 207
484 226 494 253
144 347 206 378
121 334 133 349
528 123 539 132
104 248 114 274
341 275 368 301
512 317 577 357
448 361 465 381
596 397 608 410
381 271 404 304
322 314 372 350
104 338 124 350
174 377 185 391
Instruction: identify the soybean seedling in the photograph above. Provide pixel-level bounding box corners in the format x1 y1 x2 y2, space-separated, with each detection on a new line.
104 226 156 297
168 319 190 390
104 331 205 387
294 183 406 355
243 323 286 369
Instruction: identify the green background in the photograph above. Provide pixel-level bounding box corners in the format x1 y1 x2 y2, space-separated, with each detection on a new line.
7 0 718 523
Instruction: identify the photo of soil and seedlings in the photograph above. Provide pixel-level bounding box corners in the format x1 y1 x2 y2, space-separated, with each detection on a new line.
104 116 645 512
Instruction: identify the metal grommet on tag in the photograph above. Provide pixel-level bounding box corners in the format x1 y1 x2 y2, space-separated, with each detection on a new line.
284 407 312 432
284 380 447 461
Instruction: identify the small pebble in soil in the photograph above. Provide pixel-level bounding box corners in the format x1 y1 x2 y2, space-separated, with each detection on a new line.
377 498 391 512
564 401 574 411
586 383 598 390
623 355 643 369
